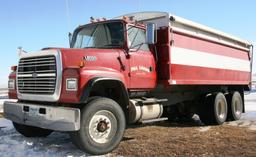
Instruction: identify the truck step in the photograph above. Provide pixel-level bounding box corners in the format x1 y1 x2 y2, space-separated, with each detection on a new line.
138 98 168 105
141 117 168 124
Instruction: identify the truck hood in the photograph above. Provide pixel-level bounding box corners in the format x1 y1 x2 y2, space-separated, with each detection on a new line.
44 47 124 70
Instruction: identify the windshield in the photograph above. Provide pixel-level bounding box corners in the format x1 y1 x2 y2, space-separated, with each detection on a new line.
72 22 124 49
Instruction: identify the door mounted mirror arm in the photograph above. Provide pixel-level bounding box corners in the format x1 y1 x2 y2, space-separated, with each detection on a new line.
68 32 73 48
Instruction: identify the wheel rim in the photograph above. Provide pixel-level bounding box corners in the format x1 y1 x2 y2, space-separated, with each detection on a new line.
234 98 242 117
88 110 117 144
216 100 226 120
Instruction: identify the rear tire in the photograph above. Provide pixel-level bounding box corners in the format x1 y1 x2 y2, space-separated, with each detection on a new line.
69 97 126 155
13 122 53 137
227 91 243 121
199 92 228 125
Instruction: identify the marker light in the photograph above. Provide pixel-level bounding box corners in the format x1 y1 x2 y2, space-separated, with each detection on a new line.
8 79 15 90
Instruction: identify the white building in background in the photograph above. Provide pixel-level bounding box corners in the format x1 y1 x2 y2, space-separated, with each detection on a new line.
252 82 256 90
252 74 256 90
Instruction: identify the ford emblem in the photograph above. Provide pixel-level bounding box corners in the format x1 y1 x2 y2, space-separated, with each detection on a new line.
32 72 37 78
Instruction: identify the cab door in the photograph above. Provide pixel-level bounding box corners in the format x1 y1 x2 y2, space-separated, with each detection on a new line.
127 26 157 89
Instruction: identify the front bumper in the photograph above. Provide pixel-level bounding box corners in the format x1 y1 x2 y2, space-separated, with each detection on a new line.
3 101 80 131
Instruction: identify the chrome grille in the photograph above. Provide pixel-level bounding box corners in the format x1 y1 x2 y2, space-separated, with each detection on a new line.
17 56 56 94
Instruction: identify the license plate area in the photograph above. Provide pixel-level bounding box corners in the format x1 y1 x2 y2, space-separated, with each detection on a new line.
23 105 46 116
29 107 39 117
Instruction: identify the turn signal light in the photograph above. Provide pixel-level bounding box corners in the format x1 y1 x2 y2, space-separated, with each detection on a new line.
79 61 85 68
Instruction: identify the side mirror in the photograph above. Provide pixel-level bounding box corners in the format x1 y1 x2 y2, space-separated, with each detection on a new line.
249 45 253 59
146 23 157 44
68 32 73 47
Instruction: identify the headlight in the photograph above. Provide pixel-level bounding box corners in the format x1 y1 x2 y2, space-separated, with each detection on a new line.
8 79 15 90
66 78 78 91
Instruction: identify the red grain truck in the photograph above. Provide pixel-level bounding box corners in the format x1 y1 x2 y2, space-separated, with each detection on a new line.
4 12 253 155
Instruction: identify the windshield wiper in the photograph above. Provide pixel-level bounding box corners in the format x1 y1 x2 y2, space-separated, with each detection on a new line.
102 44 121 47
83 45 121 49
84 25 99 47
82 47 97 49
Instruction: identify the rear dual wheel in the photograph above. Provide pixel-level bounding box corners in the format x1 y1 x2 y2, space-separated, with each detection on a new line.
199 91 243 125
227 91 243 121
199 92 228 125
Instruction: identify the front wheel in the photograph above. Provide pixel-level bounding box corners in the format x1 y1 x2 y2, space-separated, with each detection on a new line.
13 122 53 137
69 97 126 155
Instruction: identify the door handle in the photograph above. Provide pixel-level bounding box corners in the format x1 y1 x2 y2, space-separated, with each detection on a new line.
149 66 153 72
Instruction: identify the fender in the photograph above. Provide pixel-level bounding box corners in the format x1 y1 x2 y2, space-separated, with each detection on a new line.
80 77 130 124
80 77 129 105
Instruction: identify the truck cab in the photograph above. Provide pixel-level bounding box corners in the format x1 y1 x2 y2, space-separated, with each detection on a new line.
70 19 157 89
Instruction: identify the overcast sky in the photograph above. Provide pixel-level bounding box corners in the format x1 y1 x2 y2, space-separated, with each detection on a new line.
0 0 255 87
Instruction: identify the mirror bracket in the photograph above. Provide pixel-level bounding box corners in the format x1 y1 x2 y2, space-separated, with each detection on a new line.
68 32 73 48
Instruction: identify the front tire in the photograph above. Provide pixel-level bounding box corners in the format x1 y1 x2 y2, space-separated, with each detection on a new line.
69 97 126 155
13 122 53 137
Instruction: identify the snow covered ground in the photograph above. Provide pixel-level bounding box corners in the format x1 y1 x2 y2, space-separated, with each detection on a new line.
0 119 90 157
0 92 255 156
